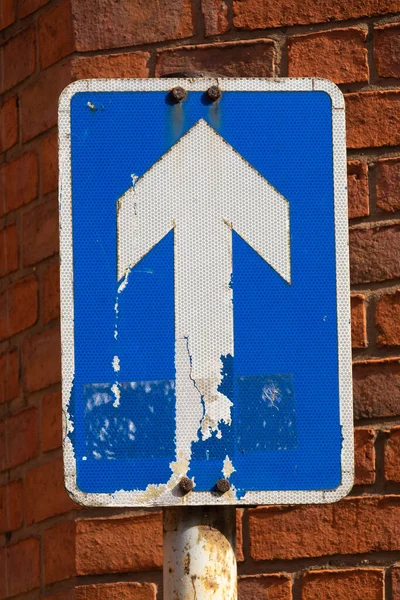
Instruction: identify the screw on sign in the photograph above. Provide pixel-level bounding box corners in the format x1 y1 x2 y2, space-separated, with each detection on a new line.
59 78 352 599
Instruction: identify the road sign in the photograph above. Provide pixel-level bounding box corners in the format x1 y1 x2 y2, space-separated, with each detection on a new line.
59 78 353 507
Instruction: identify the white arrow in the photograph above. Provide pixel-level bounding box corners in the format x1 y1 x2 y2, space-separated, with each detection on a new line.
117 119 290 463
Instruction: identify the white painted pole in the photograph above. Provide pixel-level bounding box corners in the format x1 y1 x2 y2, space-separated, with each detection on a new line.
163 506 237 599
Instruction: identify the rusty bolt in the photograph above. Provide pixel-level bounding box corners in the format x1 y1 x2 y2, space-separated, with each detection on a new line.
206 86 221 102
179 477 194 494
170 86 187 103
216 478 230 493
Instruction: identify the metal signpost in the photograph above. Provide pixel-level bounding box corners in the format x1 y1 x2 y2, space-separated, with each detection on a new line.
59 78 353 599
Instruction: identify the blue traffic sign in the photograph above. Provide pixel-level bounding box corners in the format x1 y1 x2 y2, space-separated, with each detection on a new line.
59 78 353 507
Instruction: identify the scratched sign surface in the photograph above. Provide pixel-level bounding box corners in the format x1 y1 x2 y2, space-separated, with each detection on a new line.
59 78 353 507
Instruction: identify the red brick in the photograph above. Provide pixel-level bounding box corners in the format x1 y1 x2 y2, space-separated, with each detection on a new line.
0 547 5 599
236 509 244 562
0 480 23 533
1 26 35 93
288 28 368 84
233 0 400 29
350 225 400 284
346 91 400 148
374 24 400 79
239 574 292 600
7 537 40 596
42 262 60 324
0 151 38 216
38 0 74 69
302 569 384 600
376 290 400 346
0 223 18 277
75 514 163 576
347 161 369 219
376 157 400 213
0 421 5 473
0 347 19 404
20 61 72 142
74 583 157 600
0 275 38 340
0 96 18 153
43 521 76 584
385 427 400 483
353 358 400 420
22 326 61 392
25 458 76 524
22 197 59 266
70 52 150 79
19 0 49 17
71 0 193 50
351 294 367 348
40 131 58 196
156 40 275 77
202 0 229 36
354 428 375 485
393 565 400 598
0 0 15 31
7 406 38 468
249 496 400 561
41 391 61 451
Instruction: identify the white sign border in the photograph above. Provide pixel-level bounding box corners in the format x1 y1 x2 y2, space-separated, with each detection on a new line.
59 77 353 507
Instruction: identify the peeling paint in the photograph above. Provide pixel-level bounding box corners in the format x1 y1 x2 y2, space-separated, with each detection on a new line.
222 456 235 479
111 382 121 407
112 355 120 372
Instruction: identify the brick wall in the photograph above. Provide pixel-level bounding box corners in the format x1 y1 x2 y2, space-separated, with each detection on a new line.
0 1 399 598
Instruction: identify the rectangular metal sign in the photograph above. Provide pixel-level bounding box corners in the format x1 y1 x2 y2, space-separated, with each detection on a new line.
59 78 353 507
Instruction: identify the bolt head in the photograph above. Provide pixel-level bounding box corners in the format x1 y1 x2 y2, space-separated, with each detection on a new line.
206 86 221 102
179 477 194 494
170 86 186 103
216 478 230 493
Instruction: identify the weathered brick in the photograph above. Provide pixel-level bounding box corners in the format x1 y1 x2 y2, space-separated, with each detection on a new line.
354 428 375 485
40 131 58 196
70 52 151 79
1 26 35 92
25 458 76 524
71 0 193 50
44 514 163 584
288 28 368 84
353 358 400 419
393 565 400 598
22 197 59 266
38 0 74 69
239 574 292 600
7 537 40 597
233 0 400 29
385 427 400 483
0 151 38 216
236 509 244 562
41 391 61 451
42 262 60 324
346 91 400 148
376 290 400 346
376 157 400 213
351 294 367 348
374 23 400 79
302 569 384 600
202 0 229 36
0 480 23 533
7 406 38 468
0 347 19 404
20 61 72 142
0 0 15 31
0 223 18 277
0 421 5 473
22 326 61 392
350 225 400 284
156 40 275 77
347 161 369 219
0 547 5 599
0 275 38 340
0 96 18 153
19 0 48 17
75 583 157 600
249 496 400 561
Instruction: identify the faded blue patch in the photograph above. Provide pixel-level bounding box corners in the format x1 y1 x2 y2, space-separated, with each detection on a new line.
235 374 297 453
